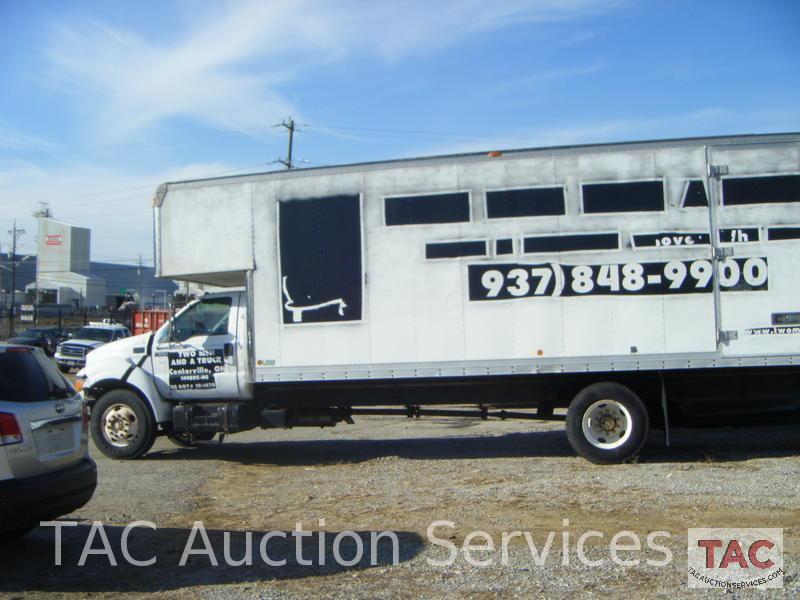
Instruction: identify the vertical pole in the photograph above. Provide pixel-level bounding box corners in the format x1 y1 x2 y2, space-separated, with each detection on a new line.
703 146 724 350
8 229 16 338
138 254 143 308
7 220 22 338
286 117 294 170
34 269 39 324
278 117 296 170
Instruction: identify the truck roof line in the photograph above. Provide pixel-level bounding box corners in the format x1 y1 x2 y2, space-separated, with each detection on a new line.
154 131 800 204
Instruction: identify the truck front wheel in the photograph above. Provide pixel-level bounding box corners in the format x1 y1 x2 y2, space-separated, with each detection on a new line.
566 382 649 464
91 390 157 459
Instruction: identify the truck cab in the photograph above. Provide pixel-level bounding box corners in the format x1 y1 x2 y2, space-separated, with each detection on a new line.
78 292 251 458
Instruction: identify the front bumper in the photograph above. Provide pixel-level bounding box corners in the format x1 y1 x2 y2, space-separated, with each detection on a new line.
0 458 97 533
55 352 87 369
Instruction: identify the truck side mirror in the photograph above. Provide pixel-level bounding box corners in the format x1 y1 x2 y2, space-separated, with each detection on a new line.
169 302 176 343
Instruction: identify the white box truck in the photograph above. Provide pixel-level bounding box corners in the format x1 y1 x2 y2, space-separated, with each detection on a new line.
79 133 800 463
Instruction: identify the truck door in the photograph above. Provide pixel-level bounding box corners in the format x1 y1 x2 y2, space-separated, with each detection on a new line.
151 293 245 401
706 141 800 356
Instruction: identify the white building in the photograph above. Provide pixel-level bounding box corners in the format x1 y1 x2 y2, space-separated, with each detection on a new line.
32 217 106 307
27 216 177 309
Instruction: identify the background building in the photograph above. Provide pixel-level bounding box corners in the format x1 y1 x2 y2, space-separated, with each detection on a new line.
0 216 177 310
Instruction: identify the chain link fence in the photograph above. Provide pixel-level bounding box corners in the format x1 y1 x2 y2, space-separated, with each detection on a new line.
1 306 134 340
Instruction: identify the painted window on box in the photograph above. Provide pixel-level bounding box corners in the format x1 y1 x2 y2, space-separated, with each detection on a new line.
681 180 708 208
486 187 565 218
425 240 487 259
522 232 619 254
385 192 470 225
767 226 800 241
722 174 800 206
278 194 362 324
495 238 514 255
582 180 664 213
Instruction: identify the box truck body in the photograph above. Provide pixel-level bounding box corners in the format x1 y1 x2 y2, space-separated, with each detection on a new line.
81 133 800 462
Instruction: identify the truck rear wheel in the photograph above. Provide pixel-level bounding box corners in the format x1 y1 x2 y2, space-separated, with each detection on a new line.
566 382 649 464
91 390 156 459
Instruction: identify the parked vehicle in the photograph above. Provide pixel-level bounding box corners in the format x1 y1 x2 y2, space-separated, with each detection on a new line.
0 344 96 538
132 309 171 336
5 327 64 356
54 322 131 373
79 133 800 463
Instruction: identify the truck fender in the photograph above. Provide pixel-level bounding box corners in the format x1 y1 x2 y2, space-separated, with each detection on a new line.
83 359 172 423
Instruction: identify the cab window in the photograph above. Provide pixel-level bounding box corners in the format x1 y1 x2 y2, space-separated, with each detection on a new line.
172 297 233 342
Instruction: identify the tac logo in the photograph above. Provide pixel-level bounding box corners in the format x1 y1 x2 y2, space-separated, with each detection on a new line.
687 528 783 589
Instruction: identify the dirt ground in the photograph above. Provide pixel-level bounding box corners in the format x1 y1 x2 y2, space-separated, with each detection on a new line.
1 414 798 598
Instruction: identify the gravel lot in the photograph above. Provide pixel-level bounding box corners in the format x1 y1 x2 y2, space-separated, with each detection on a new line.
1 413 798 598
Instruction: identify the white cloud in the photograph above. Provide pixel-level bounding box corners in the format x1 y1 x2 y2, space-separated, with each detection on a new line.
0 122 59 152
45 0 626 140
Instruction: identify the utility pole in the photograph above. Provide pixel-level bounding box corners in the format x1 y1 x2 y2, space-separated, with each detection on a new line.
137 254 143 307
277 117 296 170
7 221 25 337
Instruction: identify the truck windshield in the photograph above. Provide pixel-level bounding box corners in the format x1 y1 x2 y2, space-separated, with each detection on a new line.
172 297 232 342
73 328 114 342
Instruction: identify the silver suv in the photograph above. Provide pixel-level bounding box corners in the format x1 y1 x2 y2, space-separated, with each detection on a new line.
0 344 97 538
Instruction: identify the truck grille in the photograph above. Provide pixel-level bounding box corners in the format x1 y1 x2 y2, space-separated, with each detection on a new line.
61 345 88 358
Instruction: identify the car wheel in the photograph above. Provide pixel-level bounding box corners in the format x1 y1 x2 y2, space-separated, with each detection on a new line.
566 382 649 464
91 389 156 459
167 432 216 447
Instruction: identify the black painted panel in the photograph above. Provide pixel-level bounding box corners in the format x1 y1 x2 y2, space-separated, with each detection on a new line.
682 180 708 207
723 175 800 206
385 192 470 225
426 240 487 259
582 180 664 213
523 232 618 254
486 187 565 218
495 238 514 255
279 194 362 324
767 226 800 241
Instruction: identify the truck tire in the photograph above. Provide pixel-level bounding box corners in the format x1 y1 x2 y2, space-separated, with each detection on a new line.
566 382 649 464
91 389 156 459
167 432 216 447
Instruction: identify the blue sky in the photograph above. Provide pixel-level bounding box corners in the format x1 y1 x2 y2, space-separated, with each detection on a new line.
1 0 798 261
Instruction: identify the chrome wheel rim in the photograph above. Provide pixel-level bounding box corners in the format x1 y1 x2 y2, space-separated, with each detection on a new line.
102 404 139 447
581 399 632 450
